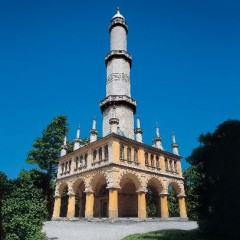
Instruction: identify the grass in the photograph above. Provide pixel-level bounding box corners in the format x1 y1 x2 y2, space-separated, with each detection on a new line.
122 229 226 240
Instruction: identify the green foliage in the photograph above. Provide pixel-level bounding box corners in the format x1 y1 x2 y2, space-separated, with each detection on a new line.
186 120 240 239
0 171 9 240
183 167 199 220
2 170 48 240
26 115 68 176
168 187 179 217
146 188 157 217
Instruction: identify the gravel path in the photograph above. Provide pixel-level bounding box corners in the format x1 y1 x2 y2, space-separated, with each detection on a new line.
43 219 198 240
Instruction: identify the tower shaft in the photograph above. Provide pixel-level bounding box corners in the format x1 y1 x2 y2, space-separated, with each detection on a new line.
100 9 136 139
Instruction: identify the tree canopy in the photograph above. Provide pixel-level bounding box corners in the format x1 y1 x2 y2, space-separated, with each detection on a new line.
186 120 240 239
26 115 68 177
2 170 47 240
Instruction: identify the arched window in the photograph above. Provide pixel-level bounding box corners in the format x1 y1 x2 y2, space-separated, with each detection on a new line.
93 150 97 161
75 157 79 169
99 147 102 161
104 145 109 160
120 144 124 160
145 152 149 166
165 158 169 172
61 163 64 174
156 156 160 169
150 154 154 167
84 153 88 167
127 147 131 161
134 149 138 162
174 161 177 173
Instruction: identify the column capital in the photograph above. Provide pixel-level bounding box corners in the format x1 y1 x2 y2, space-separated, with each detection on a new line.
159 192 169 197
177 194 186 198
136 188 147 194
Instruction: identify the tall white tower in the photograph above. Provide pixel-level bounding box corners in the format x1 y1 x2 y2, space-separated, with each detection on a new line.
100 8 136 139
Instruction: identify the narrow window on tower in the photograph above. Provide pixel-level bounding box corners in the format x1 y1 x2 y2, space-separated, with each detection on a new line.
165 158 168 172
69 160 71 172
80 155 83 166
84 153 88 167
104 145 109 160
174 161 177 173
93 150 97 162
134 149 138 162
120 144 124 160
156 155 160 169
99 147 102 161
65 162 68 173
145 152 149 166
127 147 131 161
75 157 79 169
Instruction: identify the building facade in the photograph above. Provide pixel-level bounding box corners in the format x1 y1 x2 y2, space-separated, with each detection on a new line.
52 9 187 220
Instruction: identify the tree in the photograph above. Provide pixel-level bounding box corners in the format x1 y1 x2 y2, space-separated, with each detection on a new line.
26 115 68 177
26 115 68 217
0 172 9 240
168 186 179 217
186 120 240 239
183 167 199 220
2 170 47 240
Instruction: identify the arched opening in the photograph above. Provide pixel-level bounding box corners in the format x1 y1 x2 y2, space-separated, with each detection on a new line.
118 173 140 217
146 178 163 218
72 179 86 218
91 174 108 218
168 182 181 217
60 185 68 217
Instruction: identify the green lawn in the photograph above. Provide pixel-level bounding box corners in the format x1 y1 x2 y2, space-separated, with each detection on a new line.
122 229 226 240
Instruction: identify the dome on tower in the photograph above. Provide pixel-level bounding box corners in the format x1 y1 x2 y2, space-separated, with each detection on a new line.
112 7 125 20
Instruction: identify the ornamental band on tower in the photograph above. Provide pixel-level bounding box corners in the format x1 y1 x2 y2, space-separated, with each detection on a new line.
52 8 187 220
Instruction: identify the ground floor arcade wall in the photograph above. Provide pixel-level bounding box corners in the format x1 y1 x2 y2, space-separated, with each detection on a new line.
52 166 187 219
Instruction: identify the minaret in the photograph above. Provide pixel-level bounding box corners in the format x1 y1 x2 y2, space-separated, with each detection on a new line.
134 117 143 143
73 126 81 150
154 123 164 150
100 8 136 139
90 116 98 143
109 106 119 134
61 136 67 156
172 132 179 155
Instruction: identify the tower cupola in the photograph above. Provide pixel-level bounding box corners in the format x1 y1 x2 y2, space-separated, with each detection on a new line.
171 132 179 155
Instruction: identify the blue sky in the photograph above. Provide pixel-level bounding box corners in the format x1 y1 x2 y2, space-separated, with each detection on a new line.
0 0 239 179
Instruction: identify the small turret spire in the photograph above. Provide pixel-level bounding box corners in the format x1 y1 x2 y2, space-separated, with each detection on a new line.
134 117 143 143
154 123 164 150
74 125 81 151
172 132 179 155
90 116 98 143
61 136 68 156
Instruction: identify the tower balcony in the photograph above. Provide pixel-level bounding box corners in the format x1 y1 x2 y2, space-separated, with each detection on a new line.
105 50 132 67
100 95 137 114
109 17 128 33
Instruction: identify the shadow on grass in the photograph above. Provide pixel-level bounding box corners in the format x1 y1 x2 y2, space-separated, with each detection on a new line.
122 229 226 240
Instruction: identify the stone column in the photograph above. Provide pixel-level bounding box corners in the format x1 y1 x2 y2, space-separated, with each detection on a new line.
67 194 76 218
137 191 146 219
178 196 187 218
108 188 118 218
160 194 169 218
85 191 94 219
52 196 61 219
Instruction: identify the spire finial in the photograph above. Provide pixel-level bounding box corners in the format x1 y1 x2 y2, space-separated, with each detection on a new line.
76 125 80 139
64 135 67 145
117 6 120 12
172 132 176 144
92 116 97 130
156 123 160 138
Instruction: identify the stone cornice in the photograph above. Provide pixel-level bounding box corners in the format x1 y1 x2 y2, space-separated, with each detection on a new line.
105 50 132 67
100 95 137 114
109 18 128 33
